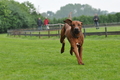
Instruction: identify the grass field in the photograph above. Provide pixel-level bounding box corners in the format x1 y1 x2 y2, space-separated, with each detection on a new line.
0 32 120 80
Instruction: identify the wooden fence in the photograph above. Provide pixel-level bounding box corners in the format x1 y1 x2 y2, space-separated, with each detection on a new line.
83 26 120 37
7 23 120 38
7 24 63 38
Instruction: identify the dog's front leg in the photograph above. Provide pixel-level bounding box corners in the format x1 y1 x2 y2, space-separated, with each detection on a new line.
70 47 73 55
78 46 84 65
72 44 83 65
61 42 65 53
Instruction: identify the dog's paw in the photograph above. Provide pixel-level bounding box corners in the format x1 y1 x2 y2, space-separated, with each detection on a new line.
78 63 84 65
70 52 73 55
61 50 64 53
81 63 84 65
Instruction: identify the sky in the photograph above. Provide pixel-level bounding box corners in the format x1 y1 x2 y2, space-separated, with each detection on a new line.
15 0 120 13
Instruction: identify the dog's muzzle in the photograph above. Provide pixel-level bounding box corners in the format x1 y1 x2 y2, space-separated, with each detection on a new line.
73 28 80 34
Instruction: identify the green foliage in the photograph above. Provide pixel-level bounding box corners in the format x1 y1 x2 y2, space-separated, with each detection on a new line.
50 12 120 25
0 0 44 33
115 13 120 22
0 1 11 32
0 34 120 80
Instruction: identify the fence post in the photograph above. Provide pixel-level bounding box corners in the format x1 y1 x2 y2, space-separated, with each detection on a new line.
14 31 15 37
48 30 50 38
105 26 107 37
19 32 21 37
58 29 60 37
30 32 32 37
7 32 9 36
83 28 86 38
25 32 26 37
39 31 41 38
7 30 9 36
59 24 62 29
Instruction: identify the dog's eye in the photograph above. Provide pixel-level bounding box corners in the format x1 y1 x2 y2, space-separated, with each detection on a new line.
78 24 81 26
72 24 75 26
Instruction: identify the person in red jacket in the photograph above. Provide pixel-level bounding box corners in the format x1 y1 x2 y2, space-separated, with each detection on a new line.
44 17 49 29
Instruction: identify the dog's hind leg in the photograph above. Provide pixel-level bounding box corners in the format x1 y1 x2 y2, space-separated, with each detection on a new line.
60 26 66 53
60 34 65 53
60 26 65 43
60 36 65 53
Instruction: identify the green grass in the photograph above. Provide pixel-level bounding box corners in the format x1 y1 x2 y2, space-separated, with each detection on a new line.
0 34 120 80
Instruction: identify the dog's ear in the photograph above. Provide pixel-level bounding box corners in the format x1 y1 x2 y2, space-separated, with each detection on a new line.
81 22 83 25
64 19 72 26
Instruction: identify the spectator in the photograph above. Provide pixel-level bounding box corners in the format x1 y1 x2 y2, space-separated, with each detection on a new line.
37 18 43 30
93 14 99 29
44 17 49 29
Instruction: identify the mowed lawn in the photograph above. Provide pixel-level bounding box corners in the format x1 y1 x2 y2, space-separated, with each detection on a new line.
0 34 120 80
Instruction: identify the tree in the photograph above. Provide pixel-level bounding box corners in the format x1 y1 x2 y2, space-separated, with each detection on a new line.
0 0 11 32
115 13 120 22
0 0 45 33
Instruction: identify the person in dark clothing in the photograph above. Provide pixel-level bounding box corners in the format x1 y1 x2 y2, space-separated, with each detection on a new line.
93 14 99 29
37 18 43 30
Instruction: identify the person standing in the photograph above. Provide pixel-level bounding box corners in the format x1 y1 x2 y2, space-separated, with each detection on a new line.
93 14 99 29
37 18 43 30
44 17 49 29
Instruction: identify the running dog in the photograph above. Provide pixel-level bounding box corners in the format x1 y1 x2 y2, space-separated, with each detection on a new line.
60 19 84 65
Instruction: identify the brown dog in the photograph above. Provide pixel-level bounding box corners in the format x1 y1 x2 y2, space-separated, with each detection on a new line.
60 19 84 65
